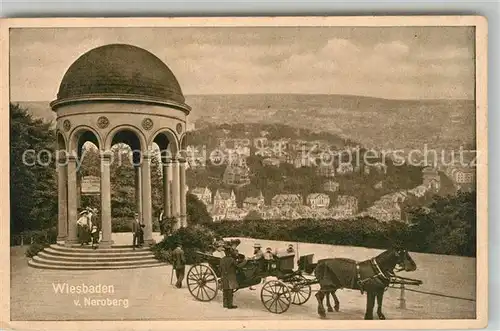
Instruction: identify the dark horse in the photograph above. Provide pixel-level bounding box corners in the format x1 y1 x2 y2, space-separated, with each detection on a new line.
314 248 417 320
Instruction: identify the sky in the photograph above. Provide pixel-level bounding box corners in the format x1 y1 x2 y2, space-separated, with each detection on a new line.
10 26 475 101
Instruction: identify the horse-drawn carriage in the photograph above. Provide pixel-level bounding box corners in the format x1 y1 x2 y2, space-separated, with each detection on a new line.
186 251 317 314
186 245 423 318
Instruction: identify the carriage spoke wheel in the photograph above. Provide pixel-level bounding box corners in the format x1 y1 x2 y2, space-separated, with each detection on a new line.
261 280 292 314
187 264 218 302
290 275 312 305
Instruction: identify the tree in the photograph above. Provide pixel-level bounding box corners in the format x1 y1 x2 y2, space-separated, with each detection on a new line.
186 193 212 225
407 191 476 256
243 210 262 221
10 103 57 234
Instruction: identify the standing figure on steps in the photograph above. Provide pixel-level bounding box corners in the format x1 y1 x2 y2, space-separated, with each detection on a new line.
171 242 186 288
131 212 141 249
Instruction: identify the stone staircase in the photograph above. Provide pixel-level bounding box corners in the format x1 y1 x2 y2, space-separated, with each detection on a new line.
28 244 167 270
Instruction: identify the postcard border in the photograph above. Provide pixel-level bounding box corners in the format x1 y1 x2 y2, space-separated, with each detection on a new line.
0 16 488 330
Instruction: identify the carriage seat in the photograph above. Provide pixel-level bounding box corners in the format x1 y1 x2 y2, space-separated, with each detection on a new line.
298 254 315 274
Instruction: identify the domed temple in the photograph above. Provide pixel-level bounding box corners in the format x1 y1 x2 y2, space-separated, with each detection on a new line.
49 44 190 251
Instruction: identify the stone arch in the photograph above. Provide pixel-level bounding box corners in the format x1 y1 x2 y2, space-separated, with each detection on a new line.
68 125 103 155
105 124 147 151
150 128 179 161
179 133 187 149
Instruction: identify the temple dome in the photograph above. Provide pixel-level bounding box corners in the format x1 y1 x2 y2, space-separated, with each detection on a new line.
51 44 190 112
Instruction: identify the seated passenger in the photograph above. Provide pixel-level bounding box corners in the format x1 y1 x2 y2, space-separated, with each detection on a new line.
251 243 264 260
212 241 225 258
264 247 276 260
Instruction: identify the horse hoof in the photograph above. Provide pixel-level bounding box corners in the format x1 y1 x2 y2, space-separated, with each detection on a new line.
378 314 386 320
364 315 373 320
334 305 340 312
318 309 326 319
327 307 334 312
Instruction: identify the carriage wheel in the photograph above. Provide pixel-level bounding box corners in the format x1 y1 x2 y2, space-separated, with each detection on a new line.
290 275 312 305
261 280 292 314
187 264 218 302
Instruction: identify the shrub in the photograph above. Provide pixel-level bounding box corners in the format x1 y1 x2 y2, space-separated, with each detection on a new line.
151 225 216 264
112 217 132 232
25 242 49 258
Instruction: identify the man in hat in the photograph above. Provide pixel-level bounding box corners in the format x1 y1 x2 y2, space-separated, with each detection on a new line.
286 244 295 254
262 247 276 282
248 243 264 290
251 243 264 260
212 240 225 258
230 239 245 263
131 212 141 249
171 242 186 288
220 246 245 309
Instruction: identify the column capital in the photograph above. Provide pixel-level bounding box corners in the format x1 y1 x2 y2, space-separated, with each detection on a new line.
178 157 187 164
56 154 67 165
142 152 152 160
100 150 113 161
67 154 78 162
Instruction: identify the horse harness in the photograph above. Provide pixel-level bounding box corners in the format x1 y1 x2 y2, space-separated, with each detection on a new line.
355 258 390 294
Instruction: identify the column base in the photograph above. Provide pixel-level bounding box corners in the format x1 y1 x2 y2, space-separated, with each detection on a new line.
144 238 156 246
180 215 187 227
57 235 67 242
172 216 181 231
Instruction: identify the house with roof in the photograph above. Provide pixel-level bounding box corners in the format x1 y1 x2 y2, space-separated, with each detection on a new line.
190 187 212 206
271 194 303 208
213 189 237 210
243 191 265 210
336 195 358 214
306 193 330 209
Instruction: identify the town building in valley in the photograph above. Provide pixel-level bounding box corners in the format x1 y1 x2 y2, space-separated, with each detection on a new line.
271 194 302 208
190 187 212 206
306 193 330 209
243 191 265 210
213 189 237 210
336 195 358 215
322 180 340 192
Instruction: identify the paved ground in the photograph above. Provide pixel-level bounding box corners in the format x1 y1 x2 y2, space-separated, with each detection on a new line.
10 234 476 321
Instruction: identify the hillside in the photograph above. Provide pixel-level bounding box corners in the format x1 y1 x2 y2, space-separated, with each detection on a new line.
13 94 475 151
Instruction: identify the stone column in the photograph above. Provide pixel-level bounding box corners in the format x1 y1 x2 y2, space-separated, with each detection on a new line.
135 166 142 221
179 158 187 227
171 159 181 230
163 160 172 218
141 152 154 245
99 151 113 248
76 171 82 209
65 155 79 246
57 153 68 242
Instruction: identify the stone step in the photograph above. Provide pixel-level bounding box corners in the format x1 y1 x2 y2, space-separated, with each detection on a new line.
28 259 167 270
32 255 160 267
38 251 155 262
50 244 150 253
44 247 153 258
